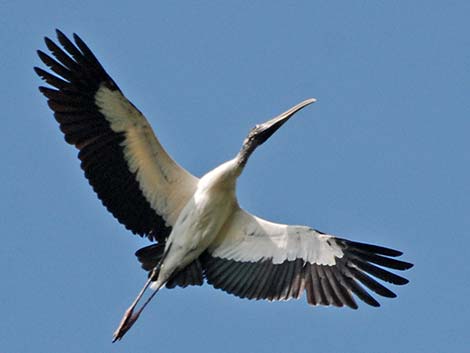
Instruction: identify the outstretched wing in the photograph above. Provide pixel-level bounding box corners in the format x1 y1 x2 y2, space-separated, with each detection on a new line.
35 30 198 242
204 208 413 308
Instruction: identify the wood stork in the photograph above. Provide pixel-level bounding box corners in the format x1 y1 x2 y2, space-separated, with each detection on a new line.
35 30 413 342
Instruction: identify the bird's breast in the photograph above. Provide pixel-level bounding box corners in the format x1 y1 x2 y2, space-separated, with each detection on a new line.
179 185 237 246
160 182 238 277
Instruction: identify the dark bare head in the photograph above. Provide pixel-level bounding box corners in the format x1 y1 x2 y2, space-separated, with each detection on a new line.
237 98 317 167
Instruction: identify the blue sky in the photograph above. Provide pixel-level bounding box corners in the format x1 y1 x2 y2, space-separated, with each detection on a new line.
1 1 469 352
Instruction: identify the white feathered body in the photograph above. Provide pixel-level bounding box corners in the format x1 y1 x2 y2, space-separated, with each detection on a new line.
152 159 240 288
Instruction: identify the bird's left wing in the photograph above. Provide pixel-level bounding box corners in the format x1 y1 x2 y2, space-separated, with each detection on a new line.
204 208 412 308
35 30 199 242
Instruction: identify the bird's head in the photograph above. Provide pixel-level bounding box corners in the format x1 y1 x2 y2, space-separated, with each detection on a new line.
238 98 317 167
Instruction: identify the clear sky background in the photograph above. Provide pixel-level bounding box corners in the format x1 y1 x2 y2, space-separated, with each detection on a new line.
1 1 469 352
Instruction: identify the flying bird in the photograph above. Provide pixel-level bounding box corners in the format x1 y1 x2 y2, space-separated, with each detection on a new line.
35 30 413 342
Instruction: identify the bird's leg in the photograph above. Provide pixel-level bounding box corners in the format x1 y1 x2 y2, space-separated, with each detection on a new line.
114 285 161 341
112 269 160 342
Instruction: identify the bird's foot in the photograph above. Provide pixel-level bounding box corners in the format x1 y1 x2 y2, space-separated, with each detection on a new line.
112 307 140 342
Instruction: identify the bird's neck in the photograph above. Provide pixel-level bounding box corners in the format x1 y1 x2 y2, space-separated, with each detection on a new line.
236 139 257 170
199 158 241 193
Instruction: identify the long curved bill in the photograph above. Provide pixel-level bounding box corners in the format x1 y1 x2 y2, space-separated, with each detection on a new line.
254 98 317 146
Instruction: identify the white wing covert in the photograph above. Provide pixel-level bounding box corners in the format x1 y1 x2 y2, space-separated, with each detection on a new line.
204 208 413 308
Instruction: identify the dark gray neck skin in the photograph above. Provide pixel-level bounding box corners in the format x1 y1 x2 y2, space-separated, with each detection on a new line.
236 133 259 168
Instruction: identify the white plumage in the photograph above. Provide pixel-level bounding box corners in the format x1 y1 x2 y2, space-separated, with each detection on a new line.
35 30 413 342
95 85 198 226
210 210 343 265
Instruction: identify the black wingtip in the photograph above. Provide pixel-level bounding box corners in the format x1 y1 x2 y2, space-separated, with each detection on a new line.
398 278 409 285
401 261 414 270
36 50 50 66
55 28 66 39
346 239 404 257
33 66 45 77
369 298 381 307
33 67 43 87
44 36 54 49
73 32 82 43
37 86 47 94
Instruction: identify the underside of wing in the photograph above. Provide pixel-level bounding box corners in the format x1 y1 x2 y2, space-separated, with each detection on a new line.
203 208 413 308
35 30 198 242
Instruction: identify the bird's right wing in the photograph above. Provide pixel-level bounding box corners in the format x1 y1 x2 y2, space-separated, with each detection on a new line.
35 30 199 242
204 208 413 308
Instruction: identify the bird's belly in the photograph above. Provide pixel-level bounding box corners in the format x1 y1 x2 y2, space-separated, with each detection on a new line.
159 188 236 280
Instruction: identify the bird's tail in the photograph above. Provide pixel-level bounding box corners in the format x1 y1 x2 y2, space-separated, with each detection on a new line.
135 243 205 288
135 243 165 271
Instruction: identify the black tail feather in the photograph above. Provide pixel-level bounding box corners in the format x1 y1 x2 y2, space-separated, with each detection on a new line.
135 244 204 288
